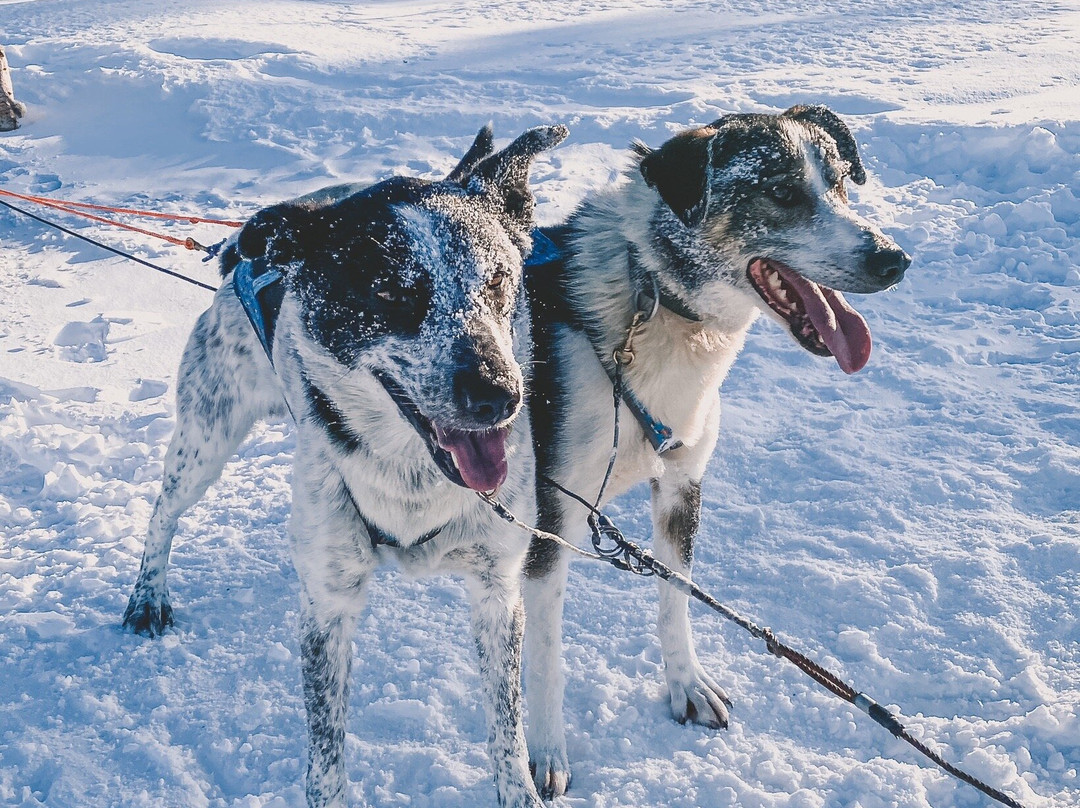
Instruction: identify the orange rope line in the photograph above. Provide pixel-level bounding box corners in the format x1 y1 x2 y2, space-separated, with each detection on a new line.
5 193 194 248
0 188 246 251
0 188 245 227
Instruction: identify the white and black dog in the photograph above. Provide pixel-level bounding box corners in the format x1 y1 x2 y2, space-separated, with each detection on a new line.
123 124 568 808
516 106 911 796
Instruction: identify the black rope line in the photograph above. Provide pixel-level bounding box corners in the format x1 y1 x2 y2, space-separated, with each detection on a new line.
528 474 1027 808
1 197 219 292
498 296 1030 808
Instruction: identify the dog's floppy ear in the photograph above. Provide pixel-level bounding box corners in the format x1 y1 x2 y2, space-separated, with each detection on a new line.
236 203 312 266
463 124 569 229
783 105 867 185
636 126 716 228
446 124 496 183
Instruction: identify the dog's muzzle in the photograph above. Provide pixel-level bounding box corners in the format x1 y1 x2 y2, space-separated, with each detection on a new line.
373 370 512 493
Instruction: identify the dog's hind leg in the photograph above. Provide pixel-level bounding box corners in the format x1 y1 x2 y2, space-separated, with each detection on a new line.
651 470 731 729
466 550 543 808
123 298 279 636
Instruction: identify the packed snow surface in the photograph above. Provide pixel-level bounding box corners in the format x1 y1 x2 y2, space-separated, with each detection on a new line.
1 1 1077 806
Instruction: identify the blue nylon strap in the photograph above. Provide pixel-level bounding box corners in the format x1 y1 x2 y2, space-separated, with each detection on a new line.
619 385 682 454
232 257 283 363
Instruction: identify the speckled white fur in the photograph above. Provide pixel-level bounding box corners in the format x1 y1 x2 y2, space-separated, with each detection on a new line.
122 123 569 808
524 113 907 797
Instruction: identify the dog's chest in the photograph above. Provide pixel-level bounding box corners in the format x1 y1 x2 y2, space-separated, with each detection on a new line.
550 315 745 501
551 330 673 493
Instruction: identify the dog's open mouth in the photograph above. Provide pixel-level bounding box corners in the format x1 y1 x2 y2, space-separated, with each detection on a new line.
373 369 510 493
433 425 510 493
747 258 872 374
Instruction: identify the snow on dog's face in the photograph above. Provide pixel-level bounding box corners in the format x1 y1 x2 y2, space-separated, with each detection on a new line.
636 105 911 374
235 124 568 491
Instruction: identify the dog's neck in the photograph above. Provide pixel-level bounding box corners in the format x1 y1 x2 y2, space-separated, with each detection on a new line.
567 176 759 360
562 174 759 446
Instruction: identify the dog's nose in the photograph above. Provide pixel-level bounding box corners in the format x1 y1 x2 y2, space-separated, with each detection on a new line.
866 245 911 287
455 375 521 426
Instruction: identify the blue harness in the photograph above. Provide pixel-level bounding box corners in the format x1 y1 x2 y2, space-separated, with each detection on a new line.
232 256 284 362
526 230 683 455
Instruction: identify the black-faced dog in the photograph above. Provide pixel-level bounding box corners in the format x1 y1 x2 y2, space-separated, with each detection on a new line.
518 106 911 796
122 124 568 808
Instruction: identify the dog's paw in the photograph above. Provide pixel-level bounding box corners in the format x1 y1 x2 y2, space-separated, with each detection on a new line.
122 591 174 637
495 776 547 808
668 665 732 729
509 789 546 808
529 748 571 800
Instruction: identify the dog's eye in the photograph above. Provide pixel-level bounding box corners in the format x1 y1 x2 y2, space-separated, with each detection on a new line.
487 270 509 289
768 185 804 208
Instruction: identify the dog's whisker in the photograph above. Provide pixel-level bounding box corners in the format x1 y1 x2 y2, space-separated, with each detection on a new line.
327 365 359 387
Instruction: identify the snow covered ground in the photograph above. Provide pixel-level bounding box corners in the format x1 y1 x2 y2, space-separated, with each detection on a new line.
1 1 1077 806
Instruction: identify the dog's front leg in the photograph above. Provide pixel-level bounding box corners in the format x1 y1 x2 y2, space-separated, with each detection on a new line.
651 470 731 729
291 455 373 808
522 536 572 799
300 603 357 808
466 556 542 808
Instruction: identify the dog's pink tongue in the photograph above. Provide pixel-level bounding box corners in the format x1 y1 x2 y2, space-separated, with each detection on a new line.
434 426 509 492
775 265 873 374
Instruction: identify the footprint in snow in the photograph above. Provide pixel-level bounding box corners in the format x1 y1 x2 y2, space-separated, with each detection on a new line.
30 173 61 193
53 316 109 363
129 379 168 402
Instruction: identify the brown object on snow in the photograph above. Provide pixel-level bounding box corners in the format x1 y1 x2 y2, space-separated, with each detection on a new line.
1 46 27 132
